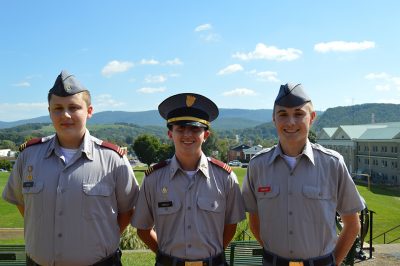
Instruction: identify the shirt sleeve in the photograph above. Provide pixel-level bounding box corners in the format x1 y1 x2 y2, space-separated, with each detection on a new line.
336 156 365 215
2 153 24 206
241 161 259 213
131 174 155 229
224 171 246 224
115 155 140 213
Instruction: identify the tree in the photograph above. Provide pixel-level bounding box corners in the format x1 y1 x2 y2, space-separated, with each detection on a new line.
132 134 161 167
308 129 317 143
0 159 12 171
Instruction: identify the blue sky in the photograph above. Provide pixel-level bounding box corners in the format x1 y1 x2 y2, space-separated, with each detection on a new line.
1 0 399 122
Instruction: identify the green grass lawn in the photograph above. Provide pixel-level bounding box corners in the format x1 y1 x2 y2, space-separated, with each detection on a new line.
1 168 399 245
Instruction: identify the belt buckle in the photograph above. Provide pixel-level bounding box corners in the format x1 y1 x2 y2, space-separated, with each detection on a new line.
289 262 304 266
185 261 203 266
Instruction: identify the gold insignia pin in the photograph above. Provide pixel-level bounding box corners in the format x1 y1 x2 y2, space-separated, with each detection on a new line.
162 187 168 194
27 165 33 180
186 95 196 107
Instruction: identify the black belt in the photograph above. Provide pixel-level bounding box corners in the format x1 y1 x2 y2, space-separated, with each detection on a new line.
262 250 334 266
156 252 226 266
26 249 121 266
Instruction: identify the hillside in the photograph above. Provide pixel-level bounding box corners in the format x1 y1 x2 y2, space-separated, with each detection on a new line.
313 103 400 132
0 108 271 130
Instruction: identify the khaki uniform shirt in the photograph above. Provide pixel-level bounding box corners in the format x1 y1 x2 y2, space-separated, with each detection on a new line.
2 130 139 266
132 153 245 260
242 141 364 259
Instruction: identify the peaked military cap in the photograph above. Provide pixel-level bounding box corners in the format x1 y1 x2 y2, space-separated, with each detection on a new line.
274 83 311 107
49 70 88 96
158 93 219 128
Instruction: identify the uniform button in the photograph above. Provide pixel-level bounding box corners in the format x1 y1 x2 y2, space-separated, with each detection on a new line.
58 233 62 237
211 203 215 208
289 230 293 235
289 211 293 215
188 244 192 248
59 211 63 216
290 250 293 254
288 191 293 195
319 192 323 196
187 206 191 210
290 173 293 176
188 225 191 229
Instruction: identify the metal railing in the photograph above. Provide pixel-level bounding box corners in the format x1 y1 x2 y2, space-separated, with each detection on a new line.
372 224 400 244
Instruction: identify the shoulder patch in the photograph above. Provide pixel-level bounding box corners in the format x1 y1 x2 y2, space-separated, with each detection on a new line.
100 141 125 157
145 160 169 176
209 157 232 173
19 138 43 152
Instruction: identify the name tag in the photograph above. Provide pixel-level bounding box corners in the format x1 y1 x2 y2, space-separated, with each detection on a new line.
158 201 173 208
23 181 34 188
258 186 271 193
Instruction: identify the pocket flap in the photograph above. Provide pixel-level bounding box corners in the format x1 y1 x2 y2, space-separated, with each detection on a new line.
302 185 331 200
22 181 44 194
83 183 113 196
156 199 181 215
197 197 222 213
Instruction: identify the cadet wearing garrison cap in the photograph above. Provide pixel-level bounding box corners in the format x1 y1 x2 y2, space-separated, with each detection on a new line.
242 83 364 266
132 93 245 266
3 70 139 266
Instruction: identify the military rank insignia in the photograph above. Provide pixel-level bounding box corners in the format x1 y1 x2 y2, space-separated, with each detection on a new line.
23 165 34 188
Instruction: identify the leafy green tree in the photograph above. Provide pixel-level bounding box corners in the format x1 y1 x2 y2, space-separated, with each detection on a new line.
132 134 161 167
0 159 12 171
0 140 17 150
308 129 317 143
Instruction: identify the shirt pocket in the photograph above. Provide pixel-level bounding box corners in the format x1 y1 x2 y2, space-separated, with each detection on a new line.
302 185 335 224
257 185 280 222
22 181 44 217
196 196 225 234
82 182 114 220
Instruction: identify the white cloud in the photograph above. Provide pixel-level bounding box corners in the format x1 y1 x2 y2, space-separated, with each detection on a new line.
256 71 280 82
314 41 375 53
217 64 244 75
12 82 31 87
365 72 390 80
201 33 221 42
375 84 391 91
140 59 160 65
145 75 167 83
94 94 125 108
0 102 48 121
101 60 134 77
137 87 166 94
223 88 257 96
164 58 183 65
233 43 302 61
194 23 212 32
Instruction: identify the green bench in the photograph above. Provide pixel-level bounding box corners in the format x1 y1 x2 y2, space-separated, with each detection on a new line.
0 245 26 266
225 240 263 265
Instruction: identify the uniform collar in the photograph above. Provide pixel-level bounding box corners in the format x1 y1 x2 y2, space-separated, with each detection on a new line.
268 140 315 165
169 153 210 180
44 129 94 161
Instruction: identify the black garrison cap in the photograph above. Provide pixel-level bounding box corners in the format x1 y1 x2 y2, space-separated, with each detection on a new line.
274 83 311 107
49 70 88 96
158 93 219 128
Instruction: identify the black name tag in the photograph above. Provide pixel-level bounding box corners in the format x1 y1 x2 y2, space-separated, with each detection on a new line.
158 201 173 208
23 181 34 188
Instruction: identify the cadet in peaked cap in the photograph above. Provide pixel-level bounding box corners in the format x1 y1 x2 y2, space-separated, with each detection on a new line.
158 93 219 129
274 83 311 107
132 92 245 266
49 70 88 97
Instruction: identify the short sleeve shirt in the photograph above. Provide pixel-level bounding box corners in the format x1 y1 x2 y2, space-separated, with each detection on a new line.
2 130 139 266
242 141 365 259
132 153 245 260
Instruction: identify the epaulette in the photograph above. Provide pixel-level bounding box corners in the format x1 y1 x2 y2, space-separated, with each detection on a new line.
209 157 232 173
19 138 43 152
145 160 169 176
100 141 125 157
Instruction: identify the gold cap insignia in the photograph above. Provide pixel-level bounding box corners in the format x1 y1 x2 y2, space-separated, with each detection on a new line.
162 187 168 194
186 95 196 107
